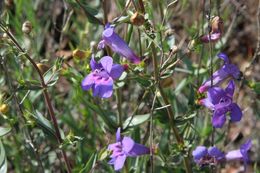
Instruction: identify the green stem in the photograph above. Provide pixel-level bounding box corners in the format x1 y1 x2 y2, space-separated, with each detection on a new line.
151 43 192 173
116 89 123 128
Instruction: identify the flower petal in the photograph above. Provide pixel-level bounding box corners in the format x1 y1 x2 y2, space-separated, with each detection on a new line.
199 98 214 109
212 111 226 128
217 52 230 64
240 139 252 162
230 103 242 122
122 137 135 153
81 73 94 90
208 146 224 160
225 80 235 97
110 64 124 79
116 128 121 142
192 146 207 162
128 143 150 157
93 78 113 98
114 154 127 171
225 149 242 160
100 56 113 73
207 87 226 105
90 57 101 70
200 32 221 43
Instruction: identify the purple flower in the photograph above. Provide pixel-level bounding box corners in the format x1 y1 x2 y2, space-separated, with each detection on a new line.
81 56 124 98
199 80 242 128
198 53 240 93
108 128 150 171
225 139 252 170
98 24 141 64
200 32 221 43
193 139 252 170
192 146 224 166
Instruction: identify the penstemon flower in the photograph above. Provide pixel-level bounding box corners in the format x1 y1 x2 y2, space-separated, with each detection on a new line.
199 80 242 128
81 56 124 98
193 139 252 171
198 53 241 93
108 128 150 171
98 24 141 64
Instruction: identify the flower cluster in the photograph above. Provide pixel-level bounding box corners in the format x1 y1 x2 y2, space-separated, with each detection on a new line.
193 139 252 170
198 53 242 128
195 51 252 170
82 23 141 98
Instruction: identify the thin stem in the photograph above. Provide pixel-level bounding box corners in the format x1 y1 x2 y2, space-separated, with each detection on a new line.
116 89 123 128
151 43 192 173
0 24 72 173
149 93 157 173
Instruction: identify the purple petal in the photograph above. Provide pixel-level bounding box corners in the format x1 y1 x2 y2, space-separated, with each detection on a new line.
207 87 226 105
223 64 240 79
225 80 235 97
199 98 214 109
217 53 230 64
93 78 113 98
90 57 101 71
100 56 113 73
108 157 116 165
240 139 252 162
122 137 135 153
212 112 226 128
97 40 105 49
102 27 141 64
109 64 124 79
200 32 221 43
192 146 207 162
81 73 94 90
128 143 150 157
225 149 243 160
116 128 121 142
230 103 242 122
199 69 228 93
114 154 127 171
208 146 224 160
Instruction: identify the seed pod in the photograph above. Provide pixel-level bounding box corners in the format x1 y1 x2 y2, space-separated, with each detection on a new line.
36 63 49 74
22 21 32 34
130 12 145 26
0 104 9 114
161 77 173 88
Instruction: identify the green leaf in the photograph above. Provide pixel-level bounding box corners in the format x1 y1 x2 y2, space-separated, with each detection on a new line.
0 127 11 137
30 110 56 138
123 114 150 129
0 140 7 173
80 152 98 173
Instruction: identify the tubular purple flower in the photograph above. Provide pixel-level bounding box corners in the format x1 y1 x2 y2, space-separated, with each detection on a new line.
108 128 150 171
199 80 242 128
98 24 141 64
198 53 240 93
200 32 221 43
81 56 124 98
225 139 252 171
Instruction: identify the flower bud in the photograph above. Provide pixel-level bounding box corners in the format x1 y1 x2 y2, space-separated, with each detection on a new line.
36 63 49 74
22 21 32 34
211 16 223 33
130 12 145 26
72 49 91 60
0 104 9 114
